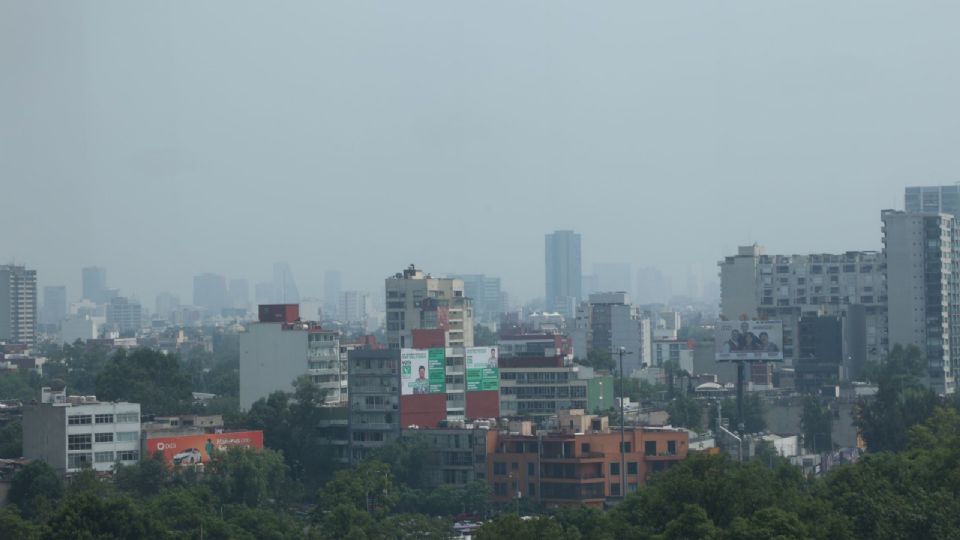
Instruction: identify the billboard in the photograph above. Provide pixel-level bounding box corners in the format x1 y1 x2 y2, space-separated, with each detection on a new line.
715 320 784 362
401 348 446 395
146 431 264 466
465 346 499 391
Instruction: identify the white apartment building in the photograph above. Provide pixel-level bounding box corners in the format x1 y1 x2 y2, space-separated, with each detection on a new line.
882 210 958 394
384 265 474 350
239 311 346 410
718 245 888 367
23 388 141 475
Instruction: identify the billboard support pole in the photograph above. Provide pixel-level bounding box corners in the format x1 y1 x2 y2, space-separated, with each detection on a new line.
736 361 745 438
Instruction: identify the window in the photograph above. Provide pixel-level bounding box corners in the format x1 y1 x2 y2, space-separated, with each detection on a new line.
610 483 621 496
95 414 114 424
627 462 638 474
117 450 139 462
68 434 92 450
94 451 115 463
116 431 138 442
528 463 535 475
116 412 139 423
528 483 536 496
645 441 657 456
620 442 631 453
511 462 518 470
667 440 677 455
493 462 507 475
68 414 92 425
67 453 92 469
494 483 507 496
581 443 591 453
95 432 114 443
610 462 620 475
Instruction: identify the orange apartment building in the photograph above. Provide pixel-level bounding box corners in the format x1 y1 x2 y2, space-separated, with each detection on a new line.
486 410 688 508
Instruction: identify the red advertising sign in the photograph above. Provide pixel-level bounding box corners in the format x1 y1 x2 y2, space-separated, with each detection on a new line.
145 431 264 466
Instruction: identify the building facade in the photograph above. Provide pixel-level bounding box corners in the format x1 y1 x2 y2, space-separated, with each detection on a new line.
0 264 37 347
81 266 107 304
572 292 652 374
447 274 503 324
42 286 67 327
347 348 401 463
486 410 688 508
545 230 582 318
105 296 143 334
883 210 958 394
718 245 888 368
905 184 960 216
23 388 141 475
385 265 474 350
238 305 346 410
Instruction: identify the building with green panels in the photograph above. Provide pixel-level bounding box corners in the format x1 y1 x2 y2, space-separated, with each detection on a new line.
586 374 614 413
499 359 615 421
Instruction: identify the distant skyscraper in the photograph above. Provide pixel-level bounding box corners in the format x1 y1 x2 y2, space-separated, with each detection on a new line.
193 273 229 315
42 286 67 326
545 230 582 316
635 267 672 305
448 274 503 323
106 297 143 334
905 184 960 216
0 265 38 346
228 279 250 311
338 291 369 323
273 263 300 304
324 270 342 311
81 266 107 304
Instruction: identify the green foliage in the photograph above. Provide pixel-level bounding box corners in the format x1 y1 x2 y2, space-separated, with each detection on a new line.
666 393 703 431
45 341 111 395
578 349 615 372
476 514 576 540
43 493 166 540
316 460 398 516
0 507 39 540
95 348 193 415
0 417 23 458
0 370 42 401
664 504 717 540
473 324 498 347
856 344 938 453
801 397 833 453
371 435 433 490
8 460 63 520
709 394 766 434
205 446 292 507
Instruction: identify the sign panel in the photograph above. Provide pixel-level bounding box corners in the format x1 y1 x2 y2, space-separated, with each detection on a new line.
401 348 446 395
465 346 500 391
714 320 784 362
146 431 264 466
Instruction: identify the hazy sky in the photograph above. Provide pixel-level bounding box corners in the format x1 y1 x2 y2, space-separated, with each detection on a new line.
3 1 959 306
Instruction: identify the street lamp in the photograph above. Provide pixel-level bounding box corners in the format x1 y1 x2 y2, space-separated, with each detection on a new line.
617 347 633 499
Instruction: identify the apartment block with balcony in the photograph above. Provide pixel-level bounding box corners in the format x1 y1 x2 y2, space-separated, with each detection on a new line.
385 265 474 350
0 264 37 347
718 245 888 368
486 410 688 508
348 348 401 463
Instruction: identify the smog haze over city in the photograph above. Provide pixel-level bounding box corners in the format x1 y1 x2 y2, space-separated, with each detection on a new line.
4 1 959 304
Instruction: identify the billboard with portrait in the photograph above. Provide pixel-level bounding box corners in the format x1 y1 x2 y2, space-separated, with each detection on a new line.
465 346 499 391
146 431 264 466
401 348 446 395
714 320 784 362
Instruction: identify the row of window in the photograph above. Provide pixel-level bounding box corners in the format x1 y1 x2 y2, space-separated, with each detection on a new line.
67 431 138 450
68 412 138 425
68 450 138 468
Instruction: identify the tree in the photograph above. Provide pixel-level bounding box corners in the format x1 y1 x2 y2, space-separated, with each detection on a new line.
43 493 166 540
205 446 291 507
473 324 498 347
709 395 765 434
579 349 615 372
8 461 63 520
0 417 23 458
372 435 433 490
801 396 833 453
663 504 718 540
667 393 703 431
95 348 193 415
856 345 938 452
0 370 41 401
0 507 39 540
316 460 398 516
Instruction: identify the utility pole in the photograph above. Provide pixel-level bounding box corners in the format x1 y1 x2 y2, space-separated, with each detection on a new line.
618 347 633 499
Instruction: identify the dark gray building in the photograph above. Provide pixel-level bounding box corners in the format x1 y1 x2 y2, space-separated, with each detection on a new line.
81 266 107 304
348 348 400 463
0 264 37 346
545 230 582 317
42 285 67 327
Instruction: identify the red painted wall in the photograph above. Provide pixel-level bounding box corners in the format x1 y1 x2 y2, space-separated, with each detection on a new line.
465 390 499 420
258 304 299 323
411 329 446 349
400 393 447 428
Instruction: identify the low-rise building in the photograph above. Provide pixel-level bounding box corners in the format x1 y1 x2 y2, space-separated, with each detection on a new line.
486 410 689 508
23 387 141 475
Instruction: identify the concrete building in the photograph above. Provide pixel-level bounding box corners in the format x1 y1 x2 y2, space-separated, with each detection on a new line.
572 292 652 374
155 292 180 323
81 267 107 304
487 410 688 507
338 290 369 324
105 297 142 335
403 424 494 486
228 279 250 311
347 348 401 463
795 314 846 392
498 334 613 420
60 316 100 345
905 184 960 216
239 304 346 410
545 230 582 317
41 286 67 327
193 273 229 315
385 265 473 350
652 339 694 373
718 245 887 367
447 274 503 324
324 270 342 315
23 387 141 475
883 210 958 394
0 265 37 347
